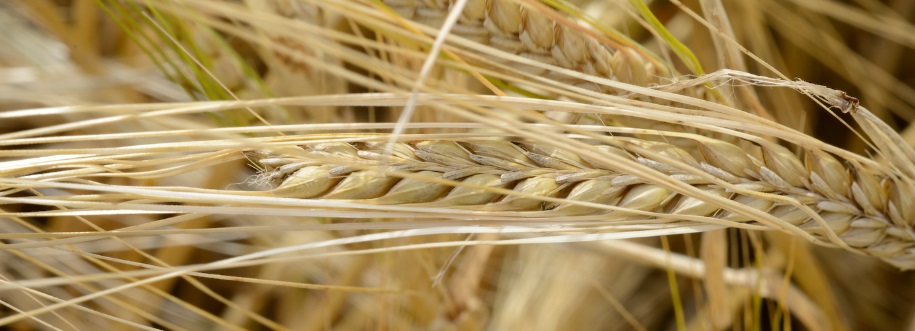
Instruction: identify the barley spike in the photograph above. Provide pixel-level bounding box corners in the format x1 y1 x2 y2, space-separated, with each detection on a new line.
253 138 915 269
382 0 674 92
